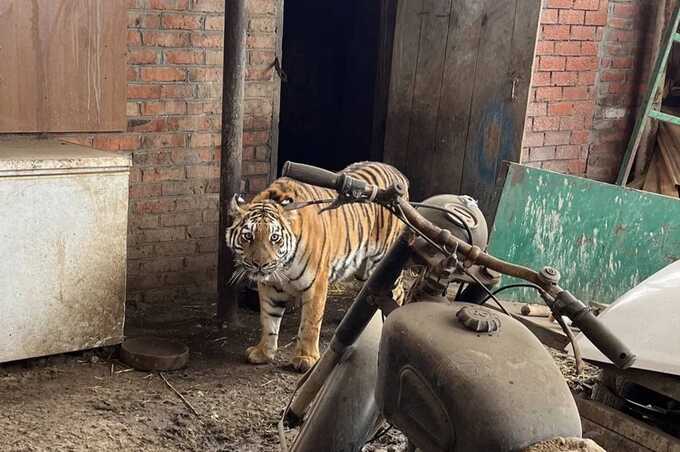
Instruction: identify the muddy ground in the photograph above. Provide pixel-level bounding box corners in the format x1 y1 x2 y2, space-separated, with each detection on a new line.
0 293 596 452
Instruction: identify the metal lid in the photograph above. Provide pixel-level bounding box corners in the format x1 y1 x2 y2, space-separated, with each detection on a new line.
456 306 502 333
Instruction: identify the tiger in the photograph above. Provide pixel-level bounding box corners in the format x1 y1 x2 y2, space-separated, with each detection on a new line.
226 161 408 372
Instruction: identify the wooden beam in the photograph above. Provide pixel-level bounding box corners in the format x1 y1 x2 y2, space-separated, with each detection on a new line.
217 0 247 324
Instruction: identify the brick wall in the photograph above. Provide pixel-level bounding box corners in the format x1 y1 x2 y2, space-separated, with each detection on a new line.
61 0 280 306
522 0 656 181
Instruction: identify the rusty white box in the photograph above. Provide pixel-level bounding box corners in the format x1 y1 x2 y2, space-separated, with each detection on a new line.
0 139 130 363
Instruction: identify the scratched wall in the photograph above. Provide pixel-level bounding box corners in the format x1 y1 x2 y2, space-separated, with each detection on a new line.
489 164 680 304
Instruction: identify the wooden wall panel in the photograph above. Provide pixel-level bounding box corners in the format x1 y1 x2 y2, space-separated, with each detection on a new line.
0 0 126 133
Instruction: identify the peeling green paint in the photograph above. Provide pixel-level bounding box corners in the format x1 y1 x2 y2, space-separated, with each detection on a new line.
488 164 680 304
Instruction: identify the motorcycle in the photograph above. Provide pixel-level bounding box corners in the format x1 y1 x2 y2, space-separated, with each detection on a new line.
276 162 636 452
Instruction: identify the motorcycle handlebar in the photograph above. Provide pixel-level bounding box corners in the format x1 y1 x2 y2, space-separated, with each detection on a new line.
282 162 343 191
282 161 636 369
555 291 635 369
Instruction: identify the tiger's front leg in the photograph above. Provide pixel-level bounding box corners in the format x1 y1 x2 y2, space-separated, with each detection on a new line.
246 283 288 364
292 277 329 372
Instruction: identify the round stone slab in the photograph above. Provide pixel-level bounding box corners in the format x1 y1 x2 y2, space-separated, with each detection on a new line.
120 337 189 371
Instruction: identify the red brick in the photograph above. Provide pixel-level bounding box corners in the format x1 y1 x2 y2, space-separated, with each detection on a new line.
559 115 585 130
148 0 190 10
128 12 161 29
141 67 187 82
585 10 607 26
611 56 633 69
142 31 191 47
548 101 575 116
552 71 578 86
246 34 277 49
544 131 571 145
573 0 600 9
546 0 573 7
93 135 141 151
249 17 276 32
523 132 545 147
246 65 274 81
161 84 194 98
535 40 554 55
128 30 142 46
142 167 185 182
559 9 585 25
128 48 159 65
205 16 225 30
128 84 162 99
206 50 224 65
578 71 597 85
164 49 204 65
542 25 571 40
161 14 204 30
127 102 141 117
142 133 187 148
539 56 566 71
570 26 597 40
563 86 591 100
191 32 224 48
192 0 225 12
128 67 139 81
580 41 598 55
570 130 590 145
247 0 276 15
535 86 563 101
529 146 556 161
188 68 223 81
601 70 625 82
142 100 187 115
540 9 559 25
526 102 547 117
249 50 275 65
555 41 582 56
129 183 163 199
613 3 636 18
531 72 552 87
555 145 581 159
186 164 219 179
243 130 269 145
533 116 561 131
566 56 597 71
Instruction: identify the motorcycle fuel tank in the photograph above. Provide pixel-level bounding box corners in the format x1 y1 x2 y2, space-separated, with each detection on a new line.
376 301 581 452
574 260 680 377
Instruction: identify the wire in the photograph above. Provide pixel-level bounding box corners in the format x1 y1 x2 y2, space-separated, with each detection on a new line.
461 267 510 316
477 283 545 304
409 202 474 246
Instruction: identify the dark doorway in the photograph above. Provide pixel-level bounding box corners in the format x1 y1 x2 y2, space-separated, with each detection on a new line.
277 1 383 174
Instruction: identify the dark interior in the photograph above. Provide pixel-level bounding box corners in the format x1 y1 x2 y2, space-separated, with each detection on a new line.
277 1 381 174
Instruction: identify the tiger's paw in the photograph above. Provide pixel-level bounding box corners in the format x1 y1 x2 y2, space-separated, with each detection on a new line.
246 345 275 364
291 354 318 373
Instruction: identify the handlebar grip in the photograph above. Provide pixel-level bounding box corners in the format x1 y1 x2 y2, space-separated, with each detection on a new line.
282 161 341 190
571 309 635 369
555 291 636 369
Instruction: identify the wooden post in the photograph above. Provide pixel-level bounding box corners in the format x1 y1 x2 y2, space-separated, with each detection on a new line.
217 0 247 324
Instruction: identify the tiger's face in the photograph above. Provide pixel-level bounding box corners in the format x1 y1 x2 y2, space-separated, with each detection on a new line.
226 195 297 283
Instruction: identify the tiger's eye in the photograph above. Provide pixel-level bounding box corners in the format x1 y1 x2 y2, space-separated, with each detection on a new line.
242 231 253 241
271 233 280 242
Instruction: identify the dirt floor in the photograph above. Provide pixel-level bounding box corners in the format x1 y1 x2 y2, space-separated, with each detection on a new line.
0 293 596 452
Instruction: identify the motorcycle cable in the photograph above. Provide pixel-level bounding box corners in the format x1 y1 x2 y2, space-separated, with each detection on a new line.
477 283 584 374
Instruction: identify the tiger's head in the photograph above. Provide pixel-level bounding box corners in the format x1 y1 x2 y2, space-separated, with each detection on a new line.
225 190 298 284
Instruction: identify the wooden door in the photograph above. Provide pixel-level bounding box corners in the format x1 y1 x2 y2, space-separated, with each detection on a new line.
382 0 541 219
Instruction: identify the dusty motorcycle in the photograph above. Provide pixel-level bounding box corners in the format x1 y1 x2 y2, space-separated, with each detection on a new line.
277 162 636 452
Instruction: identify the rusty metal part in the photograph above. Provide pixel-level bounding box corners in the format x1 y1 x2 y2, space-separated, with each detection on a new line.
119 337 189 371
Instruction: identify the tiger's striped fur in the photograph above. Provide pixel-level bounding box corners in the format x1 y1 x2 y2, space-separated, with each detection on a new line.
226 161 408 372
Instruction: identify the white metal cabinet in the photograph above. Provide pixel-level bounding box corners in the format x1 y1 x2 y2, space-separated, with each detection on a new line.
0 139 130 363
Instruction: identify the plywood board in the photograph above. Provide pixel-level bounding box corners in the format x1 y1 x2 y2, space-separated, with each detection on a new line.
0 0 127 132
489 164 680 305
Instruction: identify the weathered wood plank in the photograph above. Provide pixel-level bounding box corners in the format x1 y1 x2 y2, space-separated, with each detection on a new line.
406 0 453 201
0 0 126 132
383 0 424 178
461 0 537 219
428 0 486 198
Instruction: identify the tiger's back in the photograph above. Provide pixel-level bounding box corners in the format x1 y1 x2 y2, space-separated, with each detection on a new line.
226 161 407 371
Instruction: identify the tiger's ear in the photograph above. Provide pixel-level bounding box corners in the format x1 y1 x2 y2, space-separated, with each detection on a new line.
229 194 246 219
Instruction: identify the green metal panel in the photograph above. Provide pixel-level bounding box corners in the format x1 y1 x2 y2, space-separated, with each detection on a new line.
488 164 680 304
